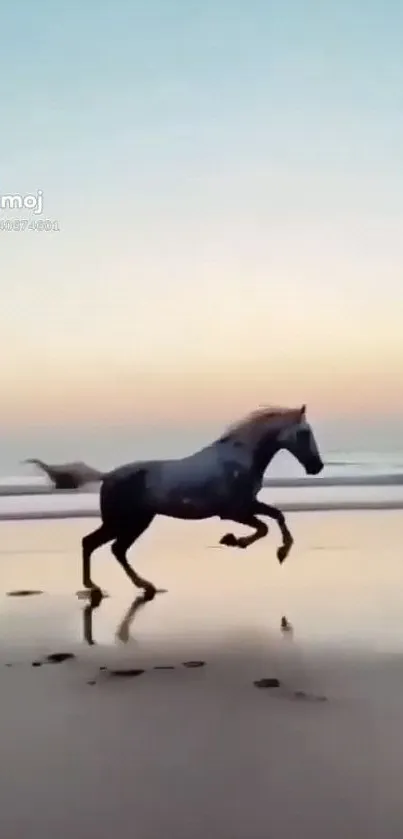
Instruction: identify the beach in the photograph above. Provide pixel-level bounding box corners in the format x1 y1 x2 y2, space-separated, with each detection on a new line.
1 510 403 838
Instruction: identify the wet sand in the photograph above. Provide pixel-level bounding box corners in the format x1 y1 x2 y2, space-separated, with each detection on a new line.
1 511 403 838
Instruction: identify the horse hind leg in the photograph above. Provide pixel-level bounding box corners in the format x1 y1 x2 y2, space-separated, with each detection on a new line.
82 524 114 591
111 515 156 597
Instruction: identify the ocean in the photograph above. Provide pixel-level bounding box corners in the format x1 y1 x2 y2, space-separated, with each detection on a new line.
1 447 403 520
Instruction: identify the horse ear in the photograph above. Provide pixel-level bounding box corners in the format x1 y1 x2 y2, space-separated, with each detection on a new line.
300 404 306 417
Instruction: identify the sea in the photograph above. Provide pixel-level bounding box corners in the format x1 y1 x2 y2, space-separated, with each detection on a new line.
1 435 403 521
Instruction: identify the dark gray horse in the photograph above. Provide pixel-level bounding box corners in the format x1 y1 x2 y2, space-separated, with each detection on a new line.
81 405 323 596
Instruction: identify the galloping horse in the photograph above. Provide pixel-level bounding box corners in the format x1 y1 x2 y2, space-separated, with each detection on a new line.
81 405 323 596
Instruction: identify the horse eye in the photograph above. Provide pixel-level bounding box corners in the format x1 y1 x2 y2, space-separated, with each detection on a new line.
298 429 310 444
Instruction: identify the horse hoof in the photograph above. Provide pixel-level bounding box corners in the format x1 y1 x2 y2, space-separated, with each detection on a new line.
89 588 104 606
277 546 288 563
143 585 157 601
219 533 237 547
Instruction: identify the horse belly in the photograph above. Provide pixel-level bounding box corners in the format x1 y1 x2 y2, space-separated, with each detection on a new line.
152 486 220 519
147 461 225 519
160 503 214 520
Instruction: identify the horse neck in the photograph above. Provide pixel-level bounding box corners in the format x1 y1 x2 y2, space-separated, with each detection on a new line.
251 434 280 480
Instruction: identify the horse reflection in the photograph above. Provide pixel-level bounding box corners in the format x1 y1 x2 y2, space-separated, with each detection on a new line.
81 588 160 646
116 589 158 643
280 615 294 639
82 588 104 645
81 591 291 648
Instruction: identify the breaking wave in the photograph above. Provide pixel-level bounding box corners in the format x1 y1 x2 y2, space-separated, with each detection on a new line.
0 459 403 521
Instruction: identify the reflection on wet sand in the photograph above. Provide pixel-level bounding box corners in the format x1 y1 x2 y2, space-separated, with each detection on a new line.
82 588 165 646
2 513 403 839
115 590 161 644
82 588 104 646
81 588 297 660
280 615 294 638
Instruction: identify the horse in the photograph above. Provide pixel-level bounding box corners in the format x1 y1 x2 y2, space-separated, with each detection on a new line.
81 404 324 597
23 459 103 490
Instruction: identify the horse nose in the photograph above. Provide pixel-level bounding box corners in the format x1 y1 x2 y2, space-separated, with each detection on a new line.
307 458 323 475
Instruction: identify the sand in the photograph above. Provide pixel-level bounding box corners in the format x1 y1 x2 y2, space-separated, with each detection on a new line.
1 511 403 838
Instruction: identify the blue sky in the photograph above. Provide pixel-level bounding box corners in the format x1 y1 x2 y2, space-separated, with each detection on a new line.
1 0 402 432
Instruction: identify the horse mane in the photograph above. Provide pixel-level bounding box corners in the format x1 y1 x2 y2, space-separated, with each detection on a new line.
221 405 303 443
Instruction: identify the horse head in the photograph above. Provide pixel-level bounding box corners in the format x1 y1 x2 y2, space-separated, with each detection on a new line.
222 404 324 476
276 405 323 475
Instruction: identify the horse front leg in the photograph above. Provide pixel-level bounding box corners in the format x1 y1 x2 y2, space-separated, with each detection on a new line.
253 501 293 563
219 502 293 563
219 515 268 550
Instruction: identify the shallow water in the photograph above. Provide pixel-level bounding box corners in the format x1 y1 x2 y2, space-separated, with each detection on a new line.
1 510 403 658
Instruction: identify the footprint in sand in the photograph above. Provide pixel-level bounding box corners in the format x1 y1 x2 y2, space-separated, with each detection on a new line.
46 653 75 664
108 668 145 677
253 679 327 701
293 690 328 702
88 668 144 685
31 653 76 667
93 663 206 681
254 678 281 689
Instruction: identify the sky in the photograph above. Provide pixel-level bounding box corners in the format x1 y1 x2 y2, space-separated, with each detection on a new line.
1 0 402 451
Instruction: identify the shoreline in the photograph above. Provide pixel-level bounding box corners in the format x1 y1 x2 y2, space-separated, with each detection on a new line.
1 498 403 521
1 471 403 497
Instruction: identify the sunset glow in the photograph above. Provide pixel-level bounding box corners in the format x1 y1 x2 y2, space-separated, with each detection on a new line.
1 1 402 439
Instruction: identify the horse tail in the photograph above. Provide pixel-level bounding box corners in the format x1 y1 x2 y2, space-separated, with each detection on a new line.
23 458 48 472
23 459 105 488
73 464 105 483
